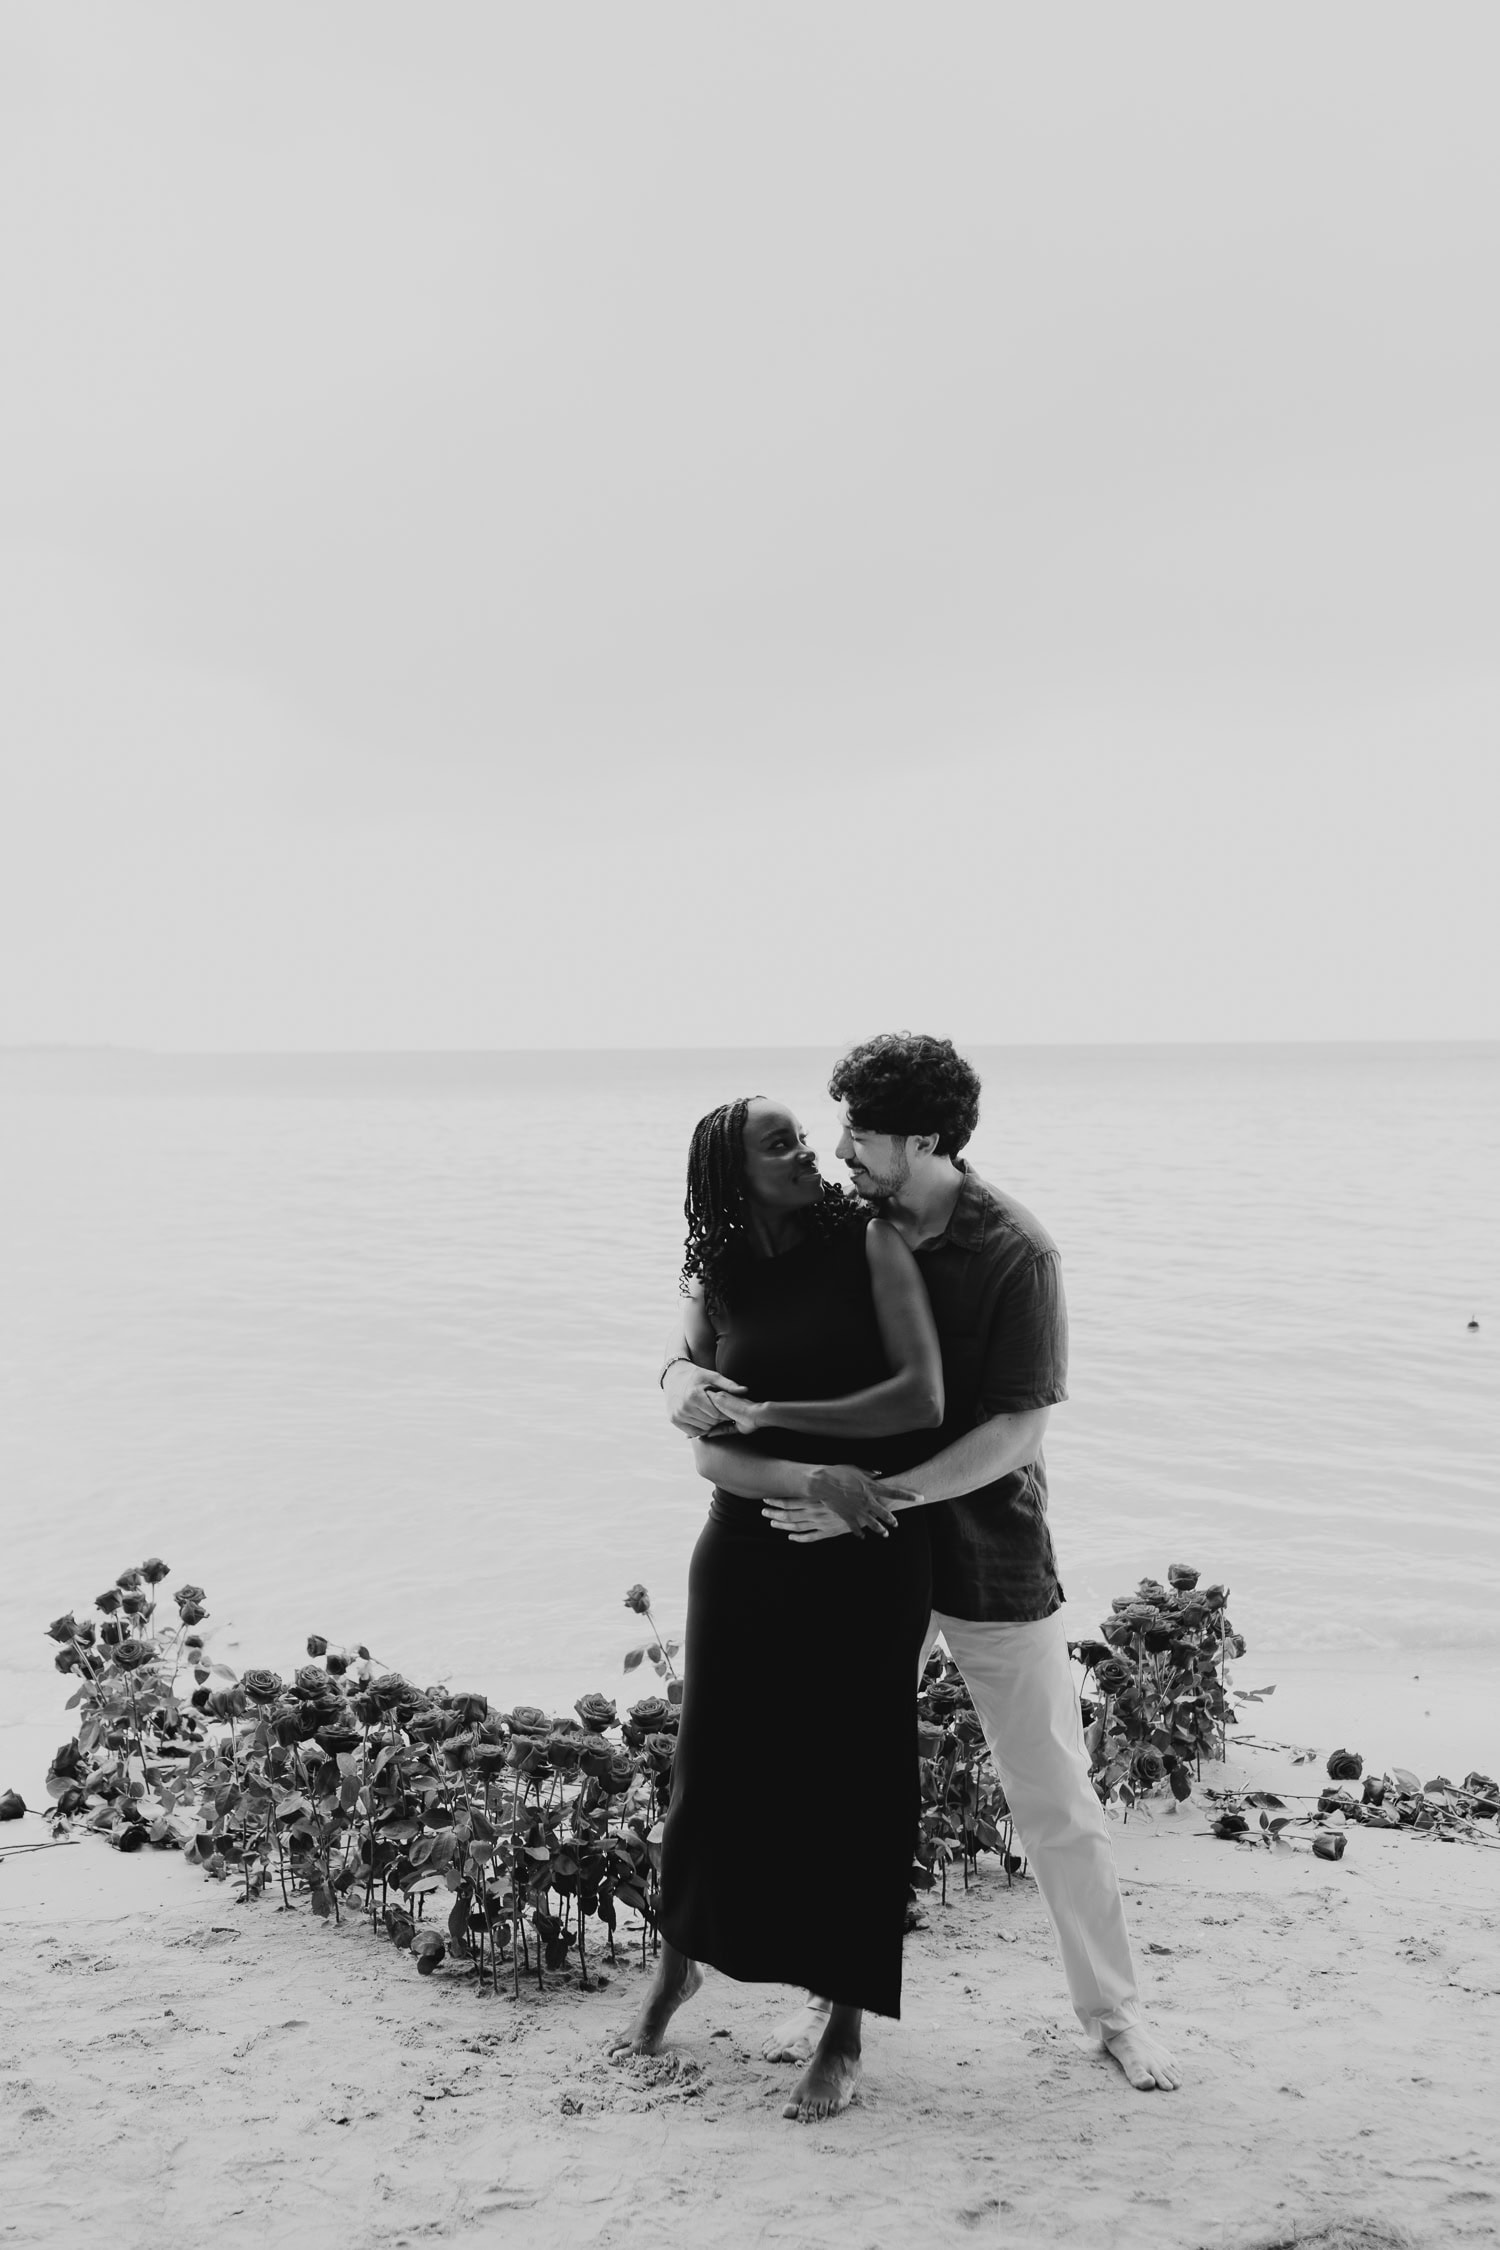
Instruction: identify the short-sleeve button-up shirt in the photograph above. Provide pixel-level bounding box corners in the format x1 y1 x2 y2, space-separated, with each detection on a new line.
914 1165 1069 1623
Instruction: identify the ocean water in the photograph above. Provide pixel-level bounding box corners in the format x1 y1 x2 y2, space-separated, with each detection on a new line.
3 1044 1496 1756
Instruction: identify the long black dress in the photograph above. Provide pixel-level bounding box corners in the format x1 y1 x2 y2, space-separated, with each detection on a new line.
658 1215 933 2019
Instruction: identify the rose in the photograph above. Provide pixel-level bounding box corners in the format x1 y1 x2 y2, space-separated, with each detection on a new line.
45 1613 79 1644
1169 1766 1193 1803
1100 1617 1132 1648
174 1584 206 1607
506 1704 549 1736
50 1741 83 1781
599 1748 637 1796
1130 1746 1167 1788
1136 1580 1170 1605
1318 1788 1358 1817
140 1558 170 1584
545 1733 582 1774
1167 1563 1200 1591
473 1743 509 1775
325 1651 349 1677
953 1713 987 1752
241 1669 284 1704
574 1693 617 1734
190 1686 212 1712
305 1635 328 1657
575 1734 618 1781
643 1732 675 1778
451 1693 488 1724
115 1568 143 1590
0 1790 26 1821
270 1705 304 1747
95 1589 122 1615
1224 1631 1247 1659
112 1639 155 1671
1211 1811 1248 1838
442 1730 475 1769
120 1592 150 1617
99 1620 125 1645
1093 1661 1133 1696
916 1721 946 1760
74 1620 96 1646
54 1648 79 1673
624 1583 652 1616
1071 1640 1113 1672
1312 1832 1346 1862
369 1674 413 1712
1198 1584 1228 1612
412 1930 446 1976
55 1786 87 1817
209 1685 247 1719
627 1696 670 1735
294 1665 330 1697
1326 1748 1364 1782
179 1603 208 1627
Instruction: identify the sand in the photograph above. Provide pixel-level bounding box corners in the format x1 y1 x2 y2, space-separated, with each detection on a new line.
4 1731 1498 2250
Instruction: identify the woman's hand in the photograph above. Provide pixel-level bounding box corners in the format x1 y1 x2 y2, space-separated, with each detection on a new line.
706 1392 766 1436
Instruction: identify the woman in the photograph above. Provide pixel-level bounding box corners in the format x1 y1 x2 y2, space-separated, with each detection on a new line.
608 1094 942 2121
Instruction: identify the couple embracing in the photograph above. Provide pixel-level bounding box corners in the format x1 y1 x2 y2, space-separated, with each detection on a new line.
609 1033 1179 2118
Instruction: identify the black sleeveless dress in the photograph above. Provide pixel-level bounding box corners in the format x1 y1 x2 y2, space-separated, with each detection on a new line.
658 1216 933 2019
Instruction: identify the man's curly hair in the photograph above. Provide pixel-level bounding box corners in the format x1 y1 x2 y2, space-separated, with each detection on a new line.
827 1033 981 1158
680 1097 862 1317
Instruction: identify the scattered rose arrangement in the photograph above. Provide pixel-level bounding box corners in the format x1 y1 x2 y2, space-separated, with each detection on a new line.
32 1561 1026 1993
1066 1563 1500 1856
1068 1563 1264 1814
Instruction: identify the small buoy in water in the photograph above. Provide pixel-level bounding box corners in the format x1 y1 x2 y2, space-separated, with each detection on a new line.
1468 1316 1480 1331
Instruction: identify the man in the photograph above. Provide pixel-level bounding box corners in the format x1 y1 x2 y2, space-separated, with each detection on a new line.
662 1031 1180 2093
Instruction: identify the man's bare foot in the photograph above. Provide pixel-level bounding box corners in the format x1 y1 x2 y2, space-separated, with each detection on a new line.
1103 2022 1181 2091
782 2014 862 2122
606 1950 703 2060
762 1994 831 2064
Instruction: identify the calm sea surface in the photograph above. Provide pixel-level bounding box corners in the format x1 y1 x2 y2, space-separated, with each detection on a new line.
3 1045 1496 1749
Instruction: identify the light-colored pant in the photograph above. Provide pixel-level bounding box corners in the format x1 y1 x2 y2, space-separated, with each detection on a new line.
924 1607 1141 2039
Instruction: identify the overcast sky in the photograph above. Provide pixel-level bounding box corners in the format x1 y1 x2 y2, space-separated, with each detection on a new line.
2 3 1496 1049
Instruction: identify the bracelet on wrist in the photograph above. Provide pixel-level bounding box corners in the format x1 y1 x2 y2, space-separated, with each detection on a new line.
658 1354 692 1390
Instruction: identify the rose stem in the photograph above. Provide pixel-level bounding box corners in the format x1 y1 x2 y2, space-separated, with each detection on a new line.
643 1604 679 1684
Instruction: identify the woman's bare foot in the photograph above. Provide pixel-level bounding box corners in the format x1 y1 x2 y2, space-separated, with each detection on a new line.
762 1993 831 2063
606 1946 703 2060
1103 2021 1181 2091
782 2005 862 2121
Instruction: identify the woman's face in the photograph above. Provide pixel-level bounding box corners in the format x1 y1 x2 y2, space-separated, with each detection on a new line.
740 1098 823 1212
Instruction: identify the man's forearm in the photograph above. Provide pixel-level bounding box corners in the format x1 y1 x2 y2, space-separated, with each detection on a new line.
897 1407 1051 1506
690 1438 813 1502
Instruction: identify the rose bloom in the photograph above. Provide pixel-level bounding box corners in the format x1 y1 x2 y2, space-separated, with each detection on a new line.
305 1634 329 1657
325 1651 349 1676
545 1733 582 1773
1167 1563 1200 1591
623 1583 652 1616
179 1602 208 1626
120 1592 149 1617
115 1568 144 1591
576 1735 618 1780
75 1620 97 1646
507 1704 549 1736
112 1640 155 1672
95 1589 122 1615
140 1559 171 1585
643 1732 676 1776
599 1748 637 1795
293 1665 330 1697
628 1697 670 1733
574 1693 617 1734
1131 1746 1167 1786
174 1584 206 1608
241 1669 284 1705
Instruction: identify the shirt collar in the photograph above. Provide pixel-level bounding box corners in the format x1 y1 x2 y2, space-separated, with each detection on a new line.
928 1161 988 1252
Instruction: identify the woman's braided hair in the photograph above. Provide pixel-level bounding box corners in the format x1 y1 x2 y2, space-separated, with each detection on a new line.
680 1096 861 1318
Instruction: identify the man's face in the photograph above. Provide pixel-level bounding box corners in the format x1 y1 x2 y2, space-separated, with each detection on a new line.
835 1106 912 1201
